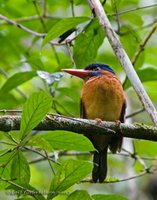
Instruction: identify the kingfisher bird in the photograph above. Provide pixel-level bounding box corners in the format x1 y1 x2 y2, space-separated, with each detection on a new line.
64 63 126 183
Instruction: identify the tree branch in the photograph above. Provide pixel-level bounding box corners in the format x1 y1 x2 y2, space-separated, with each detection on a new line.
0 14 45 37
0 14 74 46
132 21 157 66
126 108 145 119
111 3 157 16
1 114 157 141
87 0 157 126
82 165 157 183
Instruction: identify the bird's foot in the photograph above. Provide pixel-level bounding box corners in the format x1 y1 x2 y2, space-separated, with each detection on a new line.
95 118 102 125
115 120 121 127
115 120 123 136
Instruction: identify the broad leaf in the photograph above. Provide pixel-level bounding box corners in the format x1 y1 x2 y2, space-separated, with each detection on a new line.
124 66 157 89
43 17 89 45
53 194 68 200
20 91 52 139
134 140 157 157
74 0 87 5
67 190 92 200
7 184 46 200
26 56 45 70
0 149 15 190
41 131 95 152
92 194 128 200
74 19 105 67
48 159 93 199
0 71 37 95
120 25 141 60
11 150 30 185
25 135 54 152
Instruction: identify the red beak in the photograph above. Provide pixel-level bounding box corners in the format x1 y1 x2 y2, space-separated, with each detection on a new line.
63 69 91 80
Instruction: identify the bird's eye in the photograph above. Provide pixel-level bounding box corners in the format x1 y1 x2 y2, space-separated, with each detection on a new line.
95 67 101 71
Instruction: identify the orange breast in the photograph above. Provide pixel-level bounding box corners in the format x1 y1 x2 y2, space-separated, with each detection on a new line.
81 74 125 121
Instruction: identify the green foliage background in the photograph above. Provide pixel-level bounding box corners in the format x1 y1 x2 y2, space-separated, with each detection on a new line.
0 0 157 199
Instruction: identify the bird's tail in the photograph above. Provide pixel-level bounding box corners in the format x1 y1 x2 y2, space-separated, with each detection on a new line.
92 147 108 183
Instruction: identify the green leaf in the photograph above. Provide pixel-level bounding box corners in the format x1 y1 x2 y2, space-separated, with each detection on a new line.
20 91 52 139
120 25 141 59
53 194 68 200
11 150 30 185
134 140 157 157
25 135 54 152
137 66 157 82
57 87 80 102
74 19 105 67
92 194 128 200
121 13 143 27
74 0 86 5
0 71 37 95
26 56 45 70
41 131 95 151
48 159 93 199
16 197 34 200
7 184 46 200
124 66 157 89
0 149 15 190
67 190 92 200
43 17 89 46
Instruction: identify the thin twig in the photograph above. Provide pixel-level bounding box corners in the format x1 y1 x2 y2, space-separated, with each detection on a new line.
0 15 45 37
42 0 47 17
118 19 157 36
111 0 120 32
132 21 157 66
0 15 53 23
111 150 157 162
0 109 22 114
112 3 157 16
105 169 150 183
71 0 75 17
31 0 60 65
29 149 157 165
122 147 148 170
82 167 155 183
126 108 145 119
6 132 18 144
1 150 17 175
0 14 67 46
24 146 59 165
0 177 32 191
29 151 90 164
0 141 16 147
66 42 76 68
0 148 15 158
33 0 47 31
44 151 56 175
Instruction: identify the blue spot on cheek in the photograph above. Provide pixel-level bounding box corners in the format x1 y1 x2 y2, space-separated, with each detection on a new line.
91 72 103 76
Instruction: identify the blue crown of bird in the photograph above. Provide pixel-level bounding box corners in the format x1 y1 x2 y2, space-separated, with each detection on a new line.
63 63 126 183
